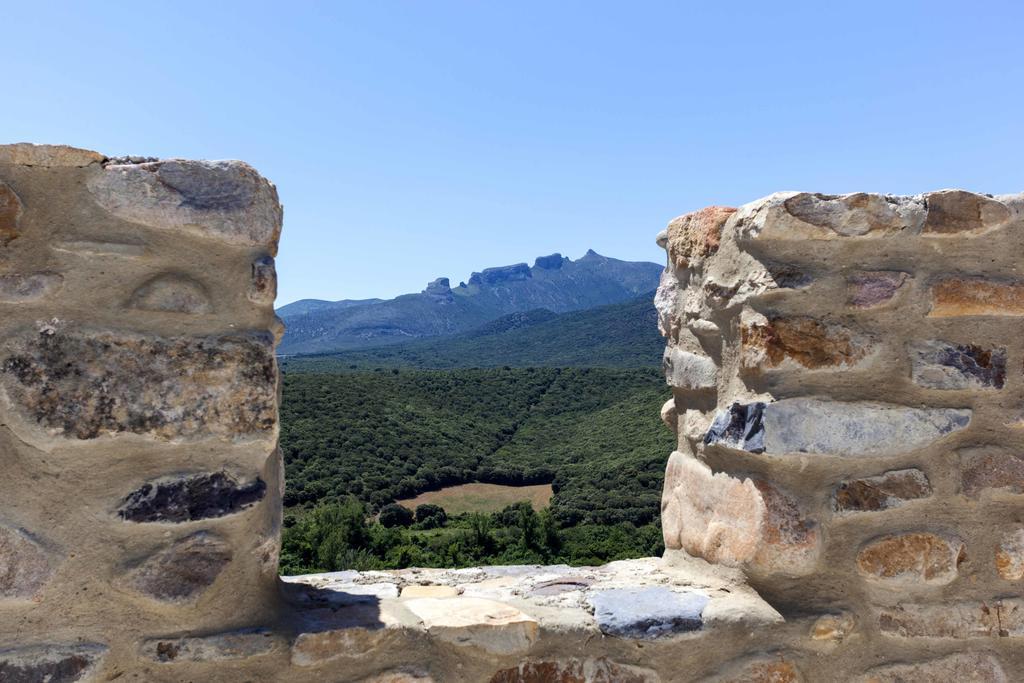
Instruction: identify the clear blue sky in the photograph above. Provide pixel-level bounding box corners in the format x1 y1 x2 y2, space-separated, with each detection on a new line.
3 2 1022 304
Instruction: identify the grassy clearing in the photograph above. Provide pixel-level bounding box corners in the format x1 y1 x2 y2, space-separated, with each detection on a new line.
396 482 553 515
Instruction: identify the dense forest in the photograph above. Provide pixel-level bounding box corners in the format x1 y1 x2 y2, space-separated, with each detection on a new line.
279 367 673 574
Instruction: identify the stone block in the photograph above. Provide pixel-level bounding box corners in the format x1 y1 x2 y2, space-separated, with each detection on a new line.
0 324 277 445
910 341 1006 390
703 402 766 453
662 347 717 390
833 469 932 513
248 255 277 304
782 192 915 236
857 533 964 586
117 471 266 523
922 190 1012 235
750 480 820 576
740 315 871 372
665 206 736 268
0 273 64 304
0 143 104 167
929 278 1024 317
0 525 56 601
489 658 660 683
846 271 908 308
959 448 1024 498
712 655 804 683
142 629 282 662
0 181 23 245
400 585 459 598
127 532 231 603
0 644 106 683
403 597 538 654
996 528 1024 581
878 599 1024 638
127 273 213 314
855 652 1007 682
587 586 709 639
659 398 677 432
809 612 855 642
291 626 390 666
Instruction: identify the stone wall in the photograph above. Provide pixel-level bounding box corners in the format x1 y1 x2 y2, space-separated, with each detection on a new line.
2 143 1020 681
656 190 1024 680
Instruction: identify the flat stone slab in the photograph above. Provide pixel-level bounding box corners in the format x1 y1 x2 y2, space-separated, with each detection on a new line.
588 587 709 639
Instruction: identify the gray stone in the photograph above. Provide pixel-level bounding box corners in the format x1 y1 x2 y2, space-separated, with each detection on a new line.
587 587 709 639
127 273 213 314
248 255 277 304
761 399 970 456
0 273 63 303
87 159 283 253
846 270 908 308
911 340 1006 390
703 402 766 453
0 324 277 445
142 629 282 662
128 532 231 603
0 644 106 683
118 471 266 523
782 192 909 235
0 525 55 600
662 347 717 390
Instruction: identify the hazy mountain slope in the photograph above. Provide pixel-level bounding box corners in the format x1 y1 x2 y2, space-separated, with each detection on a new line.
276 298 383 318
279 293 661 371
277 250 661 354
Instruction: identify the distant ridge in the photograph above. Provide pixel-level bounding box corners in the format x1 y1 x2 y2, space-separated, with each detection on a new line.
277 251 661 355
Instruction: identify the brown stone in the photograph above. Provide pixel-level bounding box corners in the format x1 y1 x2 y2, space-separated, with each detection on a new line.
127 273 212 314
141 629 282 662
248 255 277 304
855 652 1007 682
0 143 104 167
291 627 389 666
750 480 820 576
996 528 1024 581
923 190 1012 235
490 658 660 683
0 644 106 683
128 532 231 603
857 533 963 585
0 324 277 444
0 525 55 600
809 612 855 642
833 469 932 513
846 271 908 308
716 656 803 683
929 278 1024 317
877 599 1024 638
0 182 21 245
665 206 736 268
960 448 1024 498
741 316 869 371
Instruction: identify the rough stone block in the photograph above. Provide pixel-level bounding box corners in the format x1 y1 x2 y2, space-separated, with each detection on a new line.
654 269 680 340
0 644 106 683
846 270 908 308
0 525 56 601
703 402 766 453
127 273 213 314
809 612 855 642
996 528 1024 581
929 278 1024 317
750 480 820 576
0 143 104 167
878 599 1024 638
117 471 266 523
127 532 232 603
248 255 277 304
855 652 1007 682
489 658 660 683
959 448 1024 498
291 625 390 666
665 206 736 268
403 597 538 654
712 655 804 683
735 192 925 241
922 190 1012 235
740 315 871 372
857 533 964 586
0 181 23 245
833 469 932 513
0 324 277 445
587 586 709 638
910 341 1006 390
0 273 64 304
662 347 717 389
142 629 282 662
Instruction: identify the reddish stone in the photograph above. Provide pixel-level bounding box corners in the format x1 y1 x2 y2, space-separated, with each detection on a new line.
717 656 804 683
846 271 907 308
922 190 1011 235
489 657 659 683
929 278 1024 317
751 480 820 576
996 528 1024 581
833 469 931 514
857 533 964 585
741 317 868 371
665 206 736 268
960 448 1024 498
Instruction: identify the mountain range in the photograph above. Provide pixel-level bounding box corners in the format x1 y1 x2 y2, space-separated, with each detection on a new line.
277 250 662 355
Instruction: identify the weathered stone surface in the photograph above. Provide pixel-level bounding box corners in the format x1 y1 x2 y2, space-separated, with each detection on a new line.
922 190 1012 235
833 469 932 513
654 269 680 339
142 629 282 662
847 271 908 308
363 671 435 683
291 625 391 666
782 192 911 236
0 324 276 444
857 533 964 586
118 471 266 523
878 599 1024 638
960 448 1024 498
0 273 63 303
400 585 459 598
661 451 763 564
996 528 1024 581
248 255 277 304
713 655 804 683
662 347 717 389
759 399 970 456
911 341 1006 390
490 657 661 683
855 652 1007 683
0 181 22 245
929 278 1024 317
703 402 766 453
665 206 736 268
0 644 106 683
809 612 855 642
51 238 147 257
587 586 709 638
87 159 283 253
127 532 231 602
0 525 55 601
127 273 213 314
0 143 104 167
740 315 870 371
403 597 538 654
750 480 820 576
659 398 677 432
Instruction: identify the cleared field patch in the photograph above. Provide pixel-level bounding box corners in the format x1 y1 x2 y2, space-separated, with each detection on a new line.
396 482 553 515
